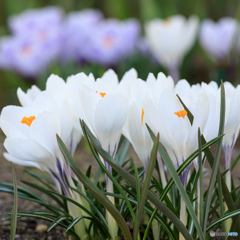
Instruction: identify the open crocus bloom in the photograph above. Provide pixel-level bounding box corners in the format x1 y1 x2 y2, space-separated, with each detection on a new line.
145 90 209 188
145 15 199 82
200 17 238 62
0 91 74 195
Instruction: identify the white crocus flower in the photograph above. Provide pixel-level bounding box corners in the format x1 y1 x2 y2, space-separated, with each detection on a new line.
121 78 153 171
222 82 240 192
145 89 209 229
1 91 74 194
17 85 41 107
17 73 94 156
145 15 199 82
0 91 89 238
78 69 128 238
146 72 174 98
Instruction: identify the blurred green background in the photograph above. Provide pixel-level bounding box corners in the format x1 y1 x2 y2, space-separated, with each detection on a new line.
0 0 240 108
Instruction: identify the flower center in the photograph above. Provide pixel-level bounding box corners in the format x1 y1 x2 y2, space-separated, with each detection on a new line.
21 116 36 127
96 91 106 98
21 45 32 57
174 110 187 118
102 36 114 48
141 108 144 127
163 18 172 27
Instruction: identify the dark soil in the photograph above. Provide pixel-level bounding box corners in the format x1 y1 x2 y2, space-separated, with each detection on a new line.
0 131 240 239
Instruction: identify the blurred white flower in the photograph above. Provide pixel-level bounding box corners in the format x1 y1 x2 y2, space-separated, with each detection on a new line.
145 15 199 82
200 17 238 62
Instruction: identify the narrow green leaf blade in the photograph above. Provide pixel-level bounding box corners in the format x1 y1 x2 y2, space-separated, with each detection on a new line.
10 163 18 240
57 134 132 240
133 133 159 240
146 126 204 240
83 121 193 240
203 80 225 236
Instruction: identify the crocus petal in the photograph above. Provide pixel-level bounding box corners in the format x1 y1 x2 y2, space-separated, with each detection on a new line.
94 91 128 156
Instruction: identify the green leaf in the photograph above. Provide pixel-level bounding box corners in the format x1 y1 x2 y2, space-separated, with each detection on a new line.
146 126 204 240
176 94 194 125
21 180 64 208
198 128 204 230
207 209 240 231
203 81 225 237
80 119 135 222
133 133 159 240
231 153 240 171
10 163 18 240
57 134 132 240
70 187 108 231
6 212 78 238
104 191 177 240
48 216 72 232
160 134 223 203
82 121 193 240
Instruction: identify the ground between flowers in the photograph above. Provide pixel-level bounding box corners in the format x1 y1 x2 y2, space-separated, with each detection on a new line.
0 132 239 240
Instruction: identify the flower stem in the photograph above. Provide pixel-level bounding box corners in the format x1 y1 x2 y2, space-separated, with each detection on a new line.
106 178 118 238
167 61 180 84
179 197 186 240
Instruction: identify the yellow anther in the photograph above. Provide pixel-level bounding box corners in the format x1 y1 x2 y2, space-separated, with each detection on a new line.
141 108 144 127
174 110 187 118
21 116 36 127
99 92 106 98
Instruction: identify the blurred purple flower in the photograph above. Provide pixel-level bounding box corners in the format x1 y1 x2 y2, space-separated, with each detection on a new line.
84 19 140 66
0 7 64 78
0 36 52 78
8 6 63 35
60 9 103 62
199 17 238 62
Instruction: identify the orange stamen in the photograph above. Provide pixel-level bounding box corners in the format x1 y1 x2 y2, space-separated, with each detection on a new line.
174 110 187 118
102 36 114 48
21 116 36 127
141 108 144 127
99 92 106 98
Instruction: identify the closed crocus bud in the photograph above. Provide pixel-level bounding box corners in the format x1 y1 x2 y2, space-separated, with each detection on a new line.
121 77 153 172
84 18 140 66
145 15 199 82
200 17 238 62
60 9 103 62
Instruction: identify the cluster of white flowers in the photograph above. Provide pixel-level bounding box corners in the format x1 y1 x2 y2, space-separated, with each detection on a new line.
0 69 239 192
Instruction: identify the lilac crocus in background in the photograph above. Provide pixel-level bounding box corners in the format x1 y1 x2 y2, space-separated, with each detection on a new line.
84 18 140 67
199 17 238 62
0 7 63 79
60 9 103 62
